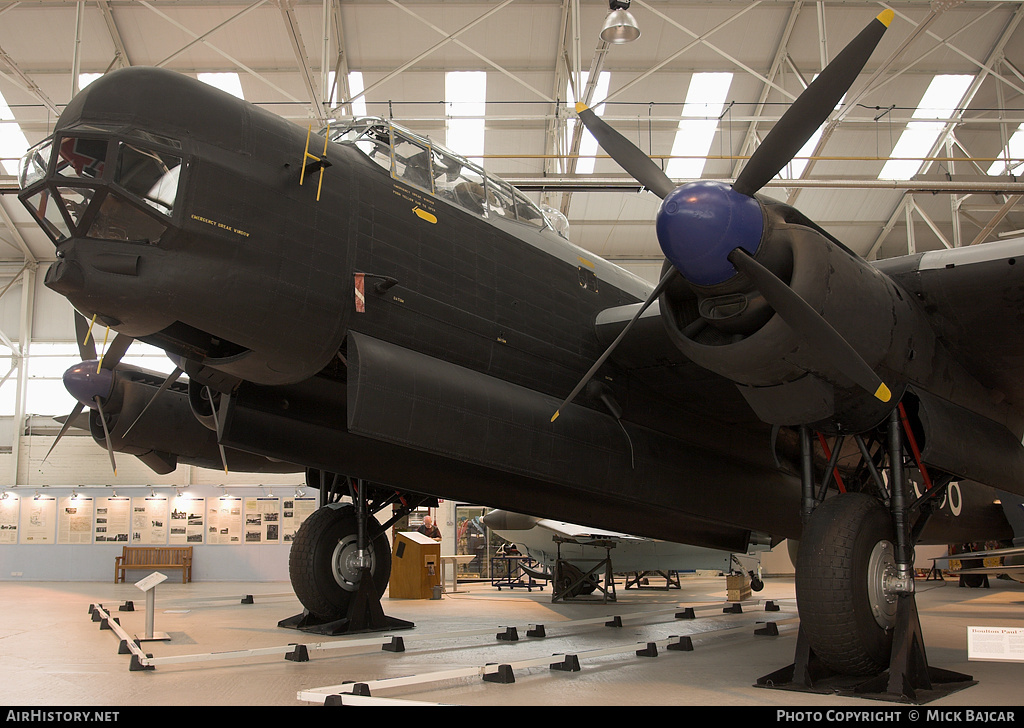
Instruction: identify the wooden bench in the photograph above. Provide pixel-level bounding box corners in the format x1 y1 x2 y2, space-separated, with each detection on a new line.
114 546 193 583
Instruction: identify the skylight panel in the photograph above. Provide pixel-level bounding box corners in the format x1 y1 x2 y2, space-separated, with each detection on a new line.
445 71 486 164
0 89 29 176
79 73 103 91
987 123 1024 176
197 72 245 99
778 76 844 181
347 72 367 116
327 71 368 116
667 73 733 180
566 72 611 175
878 74 973 181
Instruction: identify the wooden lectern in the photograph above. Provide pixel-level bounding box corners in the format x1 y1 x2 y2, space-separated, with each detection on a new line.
389 531 441 599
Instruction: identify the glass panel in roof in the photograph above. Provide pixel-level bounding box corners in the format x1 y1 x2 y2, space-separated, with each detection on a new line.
987 123 1024 176
446 71 486 165
878 75 973 181
566 72 611 175
0 88 30 177
198 73 245 99
667 73 733 180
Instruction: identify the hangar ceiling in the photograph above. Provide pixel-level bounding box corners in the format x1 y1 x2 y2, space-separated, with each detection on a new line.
0 0 1022 473
0 0 1023 267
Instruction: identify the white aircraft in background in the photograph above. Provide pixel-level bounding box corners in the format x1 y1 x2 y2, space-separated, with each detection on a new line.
482 509 768 598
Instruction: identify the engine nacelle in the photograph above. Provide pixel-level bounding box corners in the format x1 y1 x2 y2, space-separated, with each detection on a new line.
658 200 933 434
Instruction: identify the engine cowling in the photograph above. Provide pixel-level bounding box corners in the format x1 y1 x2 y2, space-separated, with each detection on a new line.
658 197 931 434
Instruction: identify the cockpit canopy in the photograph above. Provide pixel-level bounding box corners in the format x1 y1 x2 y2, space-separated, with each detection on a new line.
18 125 183 245
328 117 569 239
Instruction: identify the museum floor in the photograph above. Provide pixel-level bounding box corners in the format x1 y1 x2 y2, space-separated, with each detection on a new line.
2 573 1023 708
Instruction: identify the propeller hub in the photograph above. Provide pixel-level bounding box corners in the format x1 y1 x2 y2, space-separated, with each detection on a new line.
656 180 764 287
63 361 114 408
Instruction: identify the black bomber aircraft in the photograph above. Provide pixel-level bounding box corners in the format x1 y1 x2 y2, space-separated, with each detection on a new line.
17 9 1024 700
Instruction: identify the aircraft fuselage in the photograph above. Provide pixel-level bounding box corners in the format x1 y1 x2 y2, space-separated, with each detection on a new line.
21 67 1015 551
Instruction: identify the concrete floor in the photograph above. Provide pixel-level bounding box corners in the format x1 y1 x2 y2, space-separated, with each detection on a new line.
2 573 1023 708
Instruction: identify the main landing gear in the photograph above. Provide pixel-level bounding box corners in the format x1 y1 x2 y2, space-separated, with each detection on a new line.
759 405 975 703
280 469 434 636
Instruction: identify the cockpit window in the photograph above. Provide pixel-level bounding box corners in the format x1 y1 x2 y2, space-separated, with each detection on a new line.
57 186 96 228
87 193 167 244
56 137 109 181
485 177 517 219
391 131 433 192
18 139 52 189
24 188 70 241
330 117 554 233
115 143 182 216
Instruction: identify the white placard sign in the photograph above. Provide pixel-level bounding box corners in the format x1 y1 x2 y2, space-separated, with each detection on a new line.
135 572 169 592
968 626 1024 662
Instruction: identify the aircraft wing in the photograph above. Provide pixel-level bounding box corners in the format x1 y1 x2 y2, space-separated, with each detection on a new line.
531 518 649 544
876 238 1024 413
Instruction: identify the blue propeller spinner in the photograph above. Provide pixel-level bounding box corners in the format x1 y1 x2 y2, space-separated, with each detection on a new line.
656 180 764 287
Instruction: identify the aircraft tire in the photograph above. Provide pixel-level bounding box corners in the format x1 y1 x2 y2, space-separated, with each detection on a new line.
288 504 392 621
795 492 895 676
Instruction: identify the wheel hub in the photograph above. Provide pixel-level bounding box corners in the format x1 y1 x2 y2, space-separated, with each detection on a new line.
867 539 898 630
331 534 373 591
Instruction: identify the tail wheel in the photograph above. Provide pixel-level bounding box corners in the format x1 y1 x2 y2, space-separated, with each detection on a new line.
288 504 392 621
795 492 897 676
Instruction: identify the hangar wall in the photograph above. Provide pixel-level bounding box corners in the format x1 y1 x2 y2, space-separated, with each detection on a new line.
0 481 316 582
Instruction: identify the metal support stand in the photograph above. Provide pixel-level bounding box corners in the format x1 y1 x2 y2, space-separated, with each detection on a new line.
550 538 617 603
624 570 680 590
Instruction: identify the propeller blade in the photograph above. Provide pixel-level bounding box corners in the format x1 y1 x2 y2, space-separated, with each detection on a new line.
98 332 134 371
42 402 86 464
204 386 230 474
727 248 891 403
74 313 97 361
93 395 118 476
121 366 184 439
733 9 893 197
552 266 677 422
575 103 677 199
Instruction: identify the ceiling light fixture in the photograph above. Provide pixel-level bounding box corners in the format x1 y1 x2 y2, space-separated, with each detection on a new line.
600 0 641 44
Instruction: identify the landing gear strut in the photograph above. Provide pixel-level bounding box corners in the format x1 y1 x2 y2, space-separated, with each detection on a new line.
759 407 975 702
280 471 432 635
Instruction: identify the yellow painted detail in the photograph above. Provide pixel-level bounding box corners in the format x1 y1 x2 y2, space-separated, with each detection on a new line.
874 382 892 403
414 207 437 224
577 256 595 269
550 411 560 423
876 9 894 27
575 102 589 114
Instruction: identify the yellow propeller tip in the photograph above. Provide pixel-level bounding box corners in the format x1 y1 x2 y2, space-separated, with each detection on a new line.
575 102 589 114
874 383 892 403
551 411 560 423
876 9 894 27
